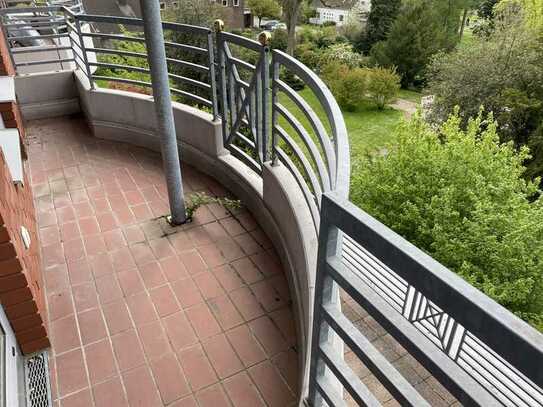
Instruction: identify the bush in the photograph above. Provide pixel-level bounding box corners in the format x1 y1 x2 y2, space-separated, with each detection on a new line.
271 28 288 51
351 111 543 328
322 64 367 111
318 43 364 69
365 67 401 109
322 20 337 26
280 68 305 90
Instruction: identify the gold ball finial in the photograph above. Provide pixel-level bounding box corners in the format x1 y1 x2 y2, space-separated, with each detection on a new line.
214 19 224 32
258 31 271 46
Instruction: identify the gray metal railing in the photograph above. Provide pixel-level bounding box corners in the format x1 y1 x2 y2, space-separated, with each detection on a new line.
309 192 543 406
3 7 542 406
0 7 350 226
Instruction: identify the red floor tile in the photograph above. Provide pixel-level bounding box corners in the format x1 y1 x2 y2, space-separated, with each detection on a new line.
177 345 218 392
111 329 146 371
150 353 190 404
33 118 298 406
92 377 128 407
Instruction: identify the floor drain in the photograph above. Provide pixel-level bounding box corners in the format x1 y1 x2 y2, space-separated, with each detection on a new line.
24 351 52 407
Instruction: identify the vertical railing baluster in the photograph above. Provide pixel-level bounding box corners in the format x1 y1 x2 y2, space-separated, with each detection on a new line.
214 21 228 144
260 36 270 163
207 30 218 122
270 57 279 165
74 13 93 89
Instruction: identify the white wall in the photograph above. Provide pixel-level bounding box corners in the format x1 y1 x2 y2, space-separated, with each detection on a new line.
0 305 24 407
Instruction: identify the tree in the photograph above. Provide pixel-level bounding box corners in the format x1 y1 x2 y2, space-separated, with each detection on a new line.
351 112 543 329
425 10 543 176
282 0 303 54
356 0 401 53
370 0 454 87
247 0 281 27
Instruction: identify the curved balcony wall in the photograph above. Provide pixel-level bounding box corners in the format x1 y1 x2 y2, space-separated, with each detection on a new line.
14 67 320 402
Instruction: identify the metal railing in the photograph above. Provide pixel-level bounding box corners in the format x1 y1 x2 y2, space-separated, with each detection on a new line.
3 7 543 406
0 7 349 233
309 192 543 406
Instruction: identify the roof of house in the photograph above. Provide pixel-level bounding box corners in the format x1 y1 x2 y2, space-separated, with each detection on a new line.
311 0 358 10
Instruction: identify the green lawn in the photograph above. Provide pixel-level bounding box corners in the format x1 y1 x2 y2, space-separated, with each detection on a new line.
397 89 422 104
278 87 404 160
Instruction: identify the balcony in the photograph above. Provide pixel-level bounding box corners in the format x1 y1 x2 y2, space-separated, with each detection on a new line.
0 2 542 407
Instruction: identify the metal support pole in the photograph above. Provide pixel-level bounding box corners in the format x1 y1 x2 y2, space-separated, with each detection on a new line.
139 0 186 225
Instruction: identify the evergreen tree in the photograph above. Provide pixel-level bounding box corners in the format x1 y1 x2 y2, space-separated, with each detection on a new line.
370 0 461 87
355 0 401 53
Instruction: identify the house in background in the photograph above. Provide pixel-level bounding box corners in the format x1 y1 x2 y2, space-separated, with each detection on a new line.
309 0 370 26
82 0 251 30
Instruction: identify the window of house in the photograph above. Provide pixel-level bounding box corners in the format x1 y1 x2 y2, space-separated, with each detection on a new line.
172 1 179 7
339 15 344 21
159 2 166 9
233 0 239 6
222 0 228 6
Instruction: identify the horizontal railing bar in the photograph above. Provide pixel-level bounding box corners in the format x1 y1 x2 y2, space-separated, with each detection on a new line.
166 57 209 73
274 124 323 200
274 102 331 192
319 341 382 407
341 254 405 310
3 20 68 28
3 16 65 22
170 87 211 107
81 32 145 43
8 32 68 41
275 147 320 231
164 40 207 55
0 5 62 14
325 254 498 406
10 45 72 54
168 72 210 90
162 21 211 36
342 240 408 301
274 50 349 196
343 235 409 291
75 13 142 26
322 304 431 406
322 193 543 388
84 47 147 59
91 75 151 89
15 57 74 67
227 144 262 174
275 78 335 177
316 375 347 407
89 61 149 74
218 31 262 52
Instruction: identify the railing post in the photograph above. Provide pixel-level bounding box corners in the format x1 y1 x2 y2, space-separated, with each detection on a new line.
207 30 219 122
308 207 343 406
139 0 186 225
258 31 270 162
73 13 94 89
214 19 228 144
270 57 279 165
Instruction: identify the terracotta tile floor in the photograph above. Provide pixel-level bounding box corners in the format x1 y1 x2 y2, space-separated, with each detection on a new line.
27 116 299 407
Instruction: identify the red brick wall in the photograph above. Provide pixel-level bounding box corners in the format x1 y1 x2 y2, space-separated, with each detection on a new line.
0 25 49 354
0 28 14 76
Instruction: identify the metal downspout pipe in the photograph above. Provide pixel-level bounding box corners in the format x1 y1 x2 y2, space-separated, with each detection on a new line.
139 0 186 225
